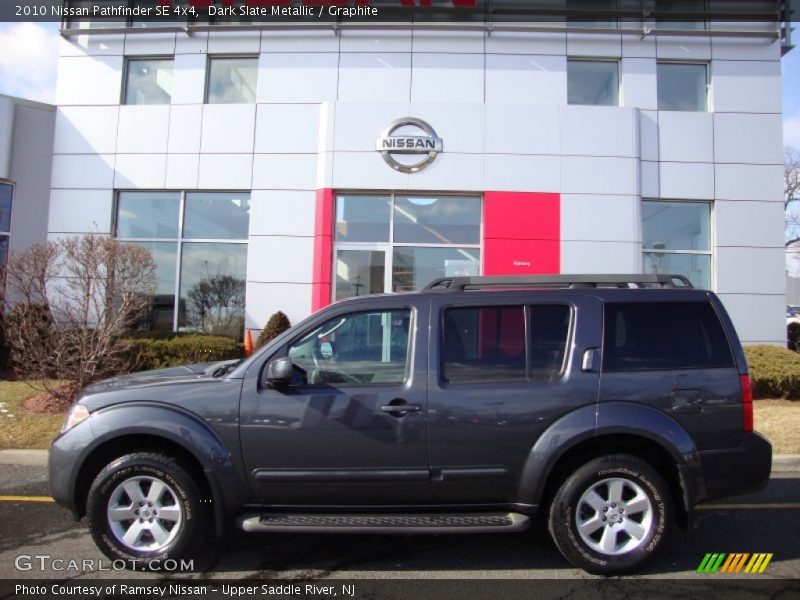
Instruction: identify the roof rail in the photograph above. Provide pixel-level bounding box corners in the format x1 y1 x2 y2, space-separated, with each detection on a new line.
423 274 694 292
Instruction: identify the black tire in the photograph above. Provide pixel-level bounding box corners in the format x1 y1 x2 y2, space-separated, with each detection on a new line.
547 454 672 576
86 452 209 570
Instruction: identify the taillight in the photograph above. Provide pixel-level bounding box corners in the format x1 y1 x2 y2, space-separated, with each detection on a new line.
740 374 753 433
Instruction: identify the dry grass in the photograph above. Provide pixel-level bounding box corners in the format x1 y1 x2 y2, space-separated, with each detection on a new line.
754 399 800 455
0 381 65 450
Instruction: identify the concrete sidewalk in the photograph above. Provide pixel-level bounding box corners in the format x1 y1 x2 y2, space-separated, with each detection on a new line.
1 449 799 471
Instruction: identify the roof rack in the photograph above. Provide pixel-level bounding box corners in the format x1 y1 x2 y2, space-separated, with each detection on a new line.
423 274 694 292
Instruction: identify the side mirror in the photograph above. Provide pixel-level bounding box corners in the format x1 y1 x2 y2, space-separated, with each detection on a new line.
265 357 293 389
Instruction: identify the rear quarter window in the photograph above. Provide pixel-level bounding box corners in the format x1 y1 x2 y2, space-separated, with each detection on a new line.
602 301 734 372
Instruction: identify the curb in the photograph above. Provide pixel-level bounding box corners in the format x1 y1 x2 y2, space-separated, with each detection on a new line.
772 454 800 473
0 449 48 467
0 449 799 472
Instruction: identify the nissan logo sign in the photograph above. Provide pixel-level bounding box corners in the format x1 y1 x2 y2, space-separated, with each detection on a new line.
376 118 443 173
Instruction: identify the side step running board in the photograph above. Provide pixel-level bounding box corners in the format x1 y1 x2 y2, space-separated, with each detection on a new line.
237 512 530 534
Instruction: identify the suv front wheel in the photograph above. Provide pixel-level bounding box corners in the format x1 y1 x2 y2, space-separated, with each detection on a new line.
548 454 672 575
86 452 208 569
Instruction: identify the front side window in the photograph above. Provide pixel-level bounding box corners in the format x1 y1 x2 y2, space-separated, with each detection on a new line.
0 183 12 270
288 310 411 386
124 58 173 105
603 302 734 371
643 200 711 289
334 194 481 301
568 60 619 106
115 191 250 338
657 62 708 111
206 57 258 104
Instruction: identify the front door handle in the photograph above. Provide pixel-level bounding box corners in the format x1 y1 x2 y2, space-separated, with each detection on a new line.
380 401 423 416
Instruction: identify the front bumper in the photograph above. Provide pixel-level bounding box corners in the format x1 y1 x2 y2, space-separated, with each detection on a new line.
698 432 772 501
48 419 95 518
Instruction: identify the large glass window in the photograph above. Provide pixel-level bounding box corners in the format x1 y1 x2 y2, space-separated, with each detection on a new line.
568 60 619 106
643 200 711 289
287 309 411 386
603 302 734 371
123 58 173 105
657 63 708 111
115 191 250 337
333 194 481 300
0 183 12 270
206 57 258 104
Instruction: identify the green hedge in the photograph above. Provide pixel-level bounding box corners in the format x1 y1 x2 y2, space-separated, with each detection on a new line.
743 345 800 400
119 334 243 372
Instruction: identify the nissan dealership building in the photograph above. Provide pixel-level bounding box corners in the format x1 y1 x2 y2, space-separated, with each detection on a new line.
26 1 792 344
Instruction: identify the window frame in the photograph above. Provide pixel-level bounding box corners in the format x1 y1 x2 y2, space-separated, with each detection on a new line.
567 58 621 107
113 189 250 333
642 199 714 290
0 180 14 271
281 307 416 389
332 191 483 301
439 302 574 385
656 60 710 112
204 54 259 105
121 56 175 106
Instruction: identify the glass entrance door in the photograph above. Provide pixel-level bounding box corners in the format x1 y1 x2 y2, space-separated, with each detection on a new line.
333 193 482 301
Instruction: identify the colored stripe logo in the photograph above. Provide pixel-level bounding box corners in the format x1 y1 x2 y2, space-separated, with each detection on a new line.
697 553 773 574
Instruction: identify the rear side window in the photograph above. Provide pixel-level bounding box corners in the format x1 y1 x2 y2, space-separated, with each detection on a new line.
443 306 526 382
603 302 734 371
529 305 571 379
442 304 571 383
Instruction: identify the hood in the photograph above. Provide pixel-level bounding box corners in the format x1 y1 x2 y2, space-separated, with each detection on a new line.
80 359 242 396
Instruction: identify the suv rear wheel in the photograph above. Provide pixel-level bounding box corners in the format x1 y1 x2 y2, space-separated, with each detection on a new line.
548 454 672 575
86 452 208 569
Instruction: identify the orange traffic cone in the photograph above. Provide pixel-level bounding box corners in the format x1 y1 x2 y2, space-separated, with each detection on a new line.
243 329 254 357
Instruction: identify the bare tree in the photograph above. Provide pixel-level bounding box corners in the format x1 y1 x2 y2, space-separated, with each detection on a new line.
2 236 156 401
785 146 800 249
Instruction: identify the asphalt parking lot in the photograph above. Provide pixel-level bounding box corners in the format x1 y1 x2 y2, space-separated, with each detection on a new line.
0 461 798 580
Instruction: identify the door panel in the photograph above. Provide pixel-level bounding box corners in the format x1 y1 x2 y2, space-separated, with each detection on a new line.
427 293 603 504
240 299 430 505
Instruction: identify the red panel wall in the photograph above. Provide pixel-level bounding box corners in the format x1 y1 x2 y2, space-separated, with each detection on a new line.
482 192 560 276
311 188 333 312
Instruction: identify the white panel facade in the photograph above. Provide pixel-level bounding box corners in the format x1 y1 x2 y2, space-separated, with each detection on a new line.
200 105 256 154
116 106 170 154
54 106 119 155
485 54 567 105
45 24 788 345
247 236 314 284
561 195 639 243
48 190 112 233
254 104 320 154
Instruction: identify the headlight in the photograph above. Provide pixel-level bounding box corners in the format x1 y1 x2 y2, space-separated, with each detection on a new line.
62 404 90 433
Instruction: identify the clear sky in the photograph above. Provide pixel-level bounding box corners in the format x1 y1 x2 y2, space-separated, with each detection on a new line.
0 21 799 147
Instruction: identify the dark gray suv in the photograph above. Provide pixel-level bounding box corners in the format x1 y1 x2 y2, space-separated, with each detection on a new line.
49 274 772 575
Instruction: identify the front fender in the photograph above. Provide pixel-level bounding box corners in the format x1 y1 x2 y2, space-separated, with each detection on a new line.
516 402 704 507
49 403 248 529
